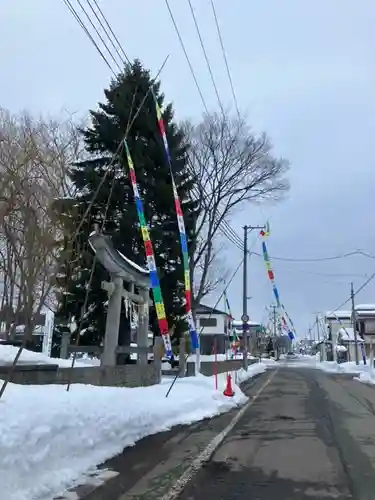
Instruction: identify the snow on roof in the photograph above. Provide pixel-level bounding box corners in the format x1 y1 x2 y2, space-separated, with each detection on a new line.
338 326 355 339
89 231 149 276
326 310 351 319
356 311 375 317
355 304 375 311
117 251 149 275
336 344 347 352
196 303 228 315
232 319 261 327
337 327 363 342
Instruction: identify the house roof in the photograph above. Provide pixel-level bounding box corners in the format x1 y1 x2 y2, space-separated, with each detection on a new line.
338 327 356 340
325 310 351 320
232 319 261 327
355 304 375 317
338 327 364 342
355 304 375 311
196 303 228 316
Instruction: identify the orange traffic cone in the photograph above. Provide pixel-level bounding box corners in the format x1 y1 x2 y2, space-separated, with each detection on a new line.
223 373 235 397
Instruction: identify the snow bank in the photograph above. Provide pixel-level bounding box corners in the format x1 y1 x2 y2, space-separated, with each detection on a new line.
281 354 369 375
0 345 99 367
185 353 259 362
0 362 268 500
234 362 268 384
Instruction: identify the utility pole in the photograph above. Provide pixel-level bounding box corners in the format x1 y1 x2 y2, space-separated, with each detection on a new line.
315 315 321 342
351 282 359 365
315 314 323 361
272 305 277 337
242 224 266 370
271 304 279 360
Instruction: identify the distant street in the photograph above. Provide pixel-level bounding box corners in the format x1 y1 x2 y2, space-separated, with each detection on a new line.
178 367 375 500
68 366 375 500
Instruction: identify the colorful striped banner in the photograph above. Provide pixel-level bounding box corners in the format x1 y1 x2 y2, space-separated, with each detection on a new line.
152 90 199 350
124 139 173 358
260 228 295 340
281 304 297 337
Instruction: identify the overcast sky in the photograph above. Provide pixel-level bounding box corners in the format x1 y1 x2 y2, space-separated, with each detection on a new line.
1 0 374 337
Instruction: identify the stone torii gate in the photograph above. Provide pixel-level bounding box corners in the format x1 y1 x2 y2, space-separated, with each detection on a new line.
89 232 151 367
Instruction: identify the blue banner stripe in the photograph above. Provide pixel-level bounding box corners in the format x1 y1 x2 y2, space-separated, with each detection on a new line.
150 270 160 288
180 234 188 253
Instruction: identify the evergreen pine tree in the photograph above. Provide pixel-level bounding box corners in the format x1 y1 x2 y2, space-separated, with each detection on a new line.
54 60 198 352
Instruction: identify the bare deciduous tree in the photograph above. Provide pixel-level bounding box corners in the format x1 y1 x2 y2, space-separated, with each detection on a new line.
0 109 84 343
184 111 290 310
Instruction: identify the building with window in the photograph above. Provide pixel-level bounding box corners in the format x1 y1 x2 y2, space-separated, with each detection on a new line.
356 304 375 337
196 303 230 355
325 310 352 339
325 305 375 361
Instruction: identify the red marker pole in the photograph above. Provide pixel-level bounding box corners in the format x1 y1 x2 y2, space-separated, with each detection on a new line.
214 337 218 390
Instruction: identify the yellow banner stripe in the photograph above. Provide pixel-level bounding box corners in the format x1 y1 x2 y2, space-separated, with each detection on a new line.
155 302 166 319
141 226 150 241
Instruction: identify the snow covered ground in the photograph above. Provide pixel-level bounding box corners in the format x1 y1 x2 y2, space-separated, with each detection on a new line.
0 344 100 367
281 353 375 392
280 353 375 379
0 348 267 500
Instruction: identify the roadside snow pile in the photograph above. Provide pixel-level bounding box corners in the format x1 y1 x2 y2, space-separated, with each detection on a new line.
281 354 369 375
0 362 267 500
0 344 99 367
234 362 268 383
185 353 258 362
353 367 375 386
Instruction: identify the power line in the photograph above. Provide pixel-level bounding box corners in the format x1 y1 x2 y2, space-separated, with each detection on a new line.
84 0 130 67
191 184 244 249
164 0 209 114
66 0 243 258
163 1 246 249
62 0 116 75
209 0 240 119
75 0 123 73
252 249 375 262
70 56 170 244
332 269 375 312
88 0 131 65
72 0 245 256
306 270 375 335
61 0 172 244
186 0 225 116
332 272 375 312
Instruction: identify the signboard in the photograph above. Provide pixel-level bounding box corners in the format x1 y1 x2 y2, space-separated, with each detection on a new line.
241 313 249 323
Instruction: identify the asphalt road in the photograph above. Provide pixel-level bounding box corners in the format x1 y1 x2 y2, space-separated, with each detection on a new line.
65 367 375 500
62 374 267 500
178 368 375 500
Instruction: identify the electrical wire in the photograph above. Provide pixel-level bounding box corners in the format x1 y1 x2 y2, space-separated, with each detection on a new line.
62 0 116 75
186 0 225 117
163 0 209 114
276 269 369 279
187 165 244 251
332 269 375 312
70 55 169 245
162 2 247 248
75 0 123 73
87 0 131 65
209 0 240 120
252 249 375 263
67 88 140 390
64 0 244 257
